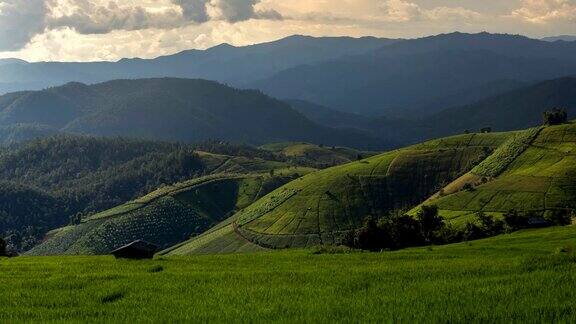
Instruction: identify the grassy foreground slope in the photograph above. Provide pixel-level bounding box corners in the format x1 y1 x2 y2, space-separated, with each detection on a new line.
3 225 576 322
27 174 297 255
423 122 576 224
230 133 509 249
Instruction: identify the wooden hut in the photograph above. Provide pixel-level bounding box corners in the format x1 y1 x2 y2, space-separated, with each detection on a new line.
111 240 158 259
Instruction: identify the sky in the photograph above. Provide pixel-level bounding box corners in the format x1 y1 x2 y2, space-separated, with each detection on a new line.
0 0 575 62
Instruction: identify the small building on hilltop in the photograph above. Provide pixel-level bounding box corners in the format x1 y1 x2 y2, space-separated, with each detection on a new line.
111 240 158 259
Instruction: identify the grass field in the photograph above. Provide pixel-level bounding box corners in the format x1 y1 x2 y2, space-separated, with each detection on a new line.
1 225 575 322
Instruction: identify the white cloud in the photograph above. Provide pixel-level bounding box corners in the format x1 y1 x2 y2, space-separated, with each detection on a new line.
511 0 576 24
1 0 576 62
378 0 483 23
380 0 423 22
0 0 283 52
426 7 483 21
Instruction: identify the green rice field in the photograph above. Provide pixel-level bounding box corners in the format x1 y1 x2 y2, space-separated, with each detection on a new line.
2 225 575 322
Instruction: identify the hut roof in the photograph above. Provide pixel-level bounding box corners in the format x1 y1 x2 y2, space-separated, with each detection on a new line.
111 240 158 259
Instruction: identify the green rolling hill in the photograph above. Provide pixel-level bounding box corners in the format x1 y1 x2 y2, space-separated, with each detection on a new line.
172 122 576 254
169 132 510 253
27 173 302 255
231 133 509 249
418 123 576 224
33 121 576 255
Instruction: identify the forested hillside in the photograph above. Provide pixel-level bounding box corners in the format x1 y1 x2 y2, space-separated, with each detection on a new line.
420 77 576 137
0 135 315 251
0 78 384 149
295 77 576 146
253 33 576 117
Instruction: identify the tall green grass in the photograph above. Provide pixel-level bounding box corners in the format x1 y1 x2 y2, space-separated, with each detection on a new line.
2 225 575 322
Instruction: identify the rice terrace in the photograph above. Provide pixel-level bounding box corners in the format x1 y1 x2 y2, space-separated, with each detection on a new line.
2 0 576 322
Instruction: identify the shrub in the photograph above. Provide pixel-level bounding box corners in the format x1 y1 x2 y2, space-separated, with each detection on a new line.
416 205 444 243
354 216 387 251
434 223 463 244
69 213 82 225
503 209 530 231
544 209 573 226
379 214 424 248
476 212 505 236
543 108 568 126
463 222 485 241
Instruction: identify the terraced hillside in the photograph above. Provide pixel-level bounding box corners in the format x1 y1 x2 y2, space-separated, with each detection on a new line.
170 132 510 254
261 142 375 168
28 174 300 255
36 123 576 256
0 135 320 251
420 123 576 224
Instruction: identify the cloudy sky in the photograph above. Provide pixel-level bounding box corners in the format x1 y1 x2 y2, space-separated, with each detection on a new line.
0 0 575 62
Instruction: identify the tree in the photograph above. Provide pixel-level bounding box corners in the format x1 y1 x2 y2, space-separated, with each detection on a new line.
478 212 504 235
503 209 529 231
384 215 424 248
462 183 475 192
416 205 444 243
544 209 573 226
354 216 386 251
69 213 82 225
0 237 6 257
462 221 484 241
543 108 568 126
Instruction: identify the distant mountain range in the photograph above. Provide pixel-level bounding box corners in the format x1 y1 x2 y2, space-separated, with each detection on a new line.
294 77 576 145
542 35 576 42
3 75 570 150
0 78 385 149
3 32 576 119
419 77 576 138
1 32 576 149
254 32 576 116
0 35 396 95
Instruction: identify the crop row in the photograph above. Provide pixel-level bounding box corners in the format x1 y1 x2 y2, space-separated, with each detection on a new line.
472 127 542 177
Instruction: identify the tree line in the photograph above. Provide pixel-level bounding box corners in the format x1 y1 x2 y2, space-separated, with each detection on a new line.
347 206 574 251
